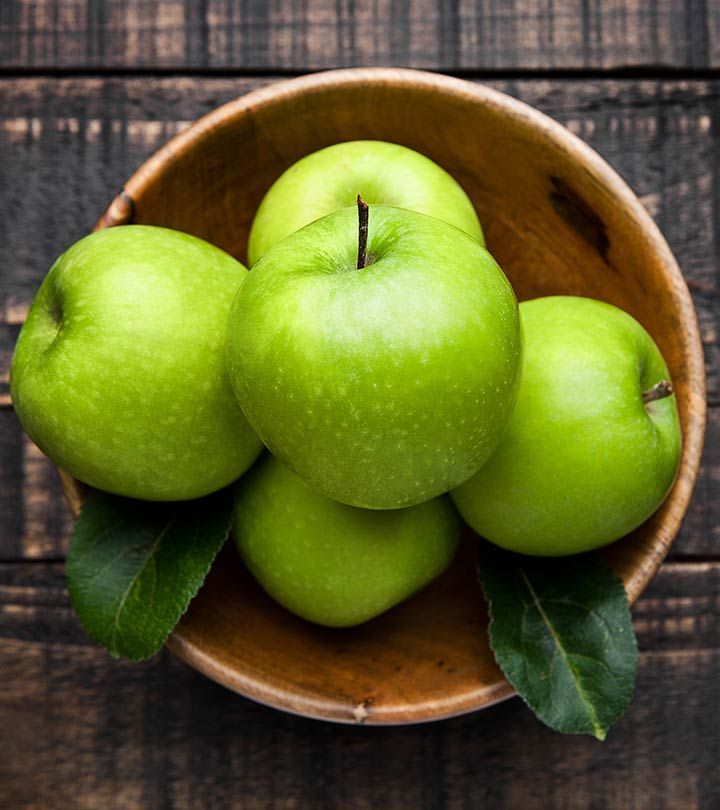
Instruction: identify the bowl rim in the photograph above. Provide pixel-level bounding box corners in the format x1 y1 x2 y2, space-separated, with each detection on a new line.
77 67 706 725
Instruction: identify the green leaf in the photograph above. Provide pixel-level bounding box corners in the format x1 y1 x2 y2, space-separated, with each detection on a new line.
66 488 233 661
477 543 638 740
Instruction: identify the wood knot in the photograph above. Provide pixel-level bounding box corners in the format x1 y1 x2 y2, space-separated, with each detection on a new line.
549 176 611 266
352 699 372 724
94 189 135 232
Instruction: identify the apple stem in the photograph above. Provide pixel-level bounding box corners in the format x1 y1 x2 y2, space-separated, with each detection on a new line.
642 379 674 404
356 194 369 270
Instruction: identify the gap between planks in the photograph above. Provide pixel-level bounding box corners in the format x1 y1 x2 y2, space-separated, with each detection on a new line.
4 66 720 81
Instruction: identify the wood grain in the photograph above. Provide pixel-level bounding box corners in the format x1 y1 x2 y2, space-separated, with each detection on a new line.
1 0 719 71
0 561 717 808
1 75 717 561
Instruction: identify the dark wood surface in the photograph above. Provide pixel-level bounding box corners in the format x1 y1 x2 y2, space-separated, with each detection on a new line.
0 2 719 808
1 0 720 71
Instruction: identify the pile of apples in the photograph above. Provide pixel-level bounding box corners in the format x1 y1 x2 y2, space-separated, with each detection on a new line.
11 141 681 627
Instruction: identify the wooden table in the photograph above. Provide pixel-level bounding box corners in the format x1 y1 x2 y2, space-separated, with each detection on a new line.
1 4 719 808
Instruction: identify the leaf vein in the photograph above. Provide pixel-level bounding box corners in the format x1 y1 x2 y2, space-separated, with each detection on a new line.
519 567 606 739
109 518 177 654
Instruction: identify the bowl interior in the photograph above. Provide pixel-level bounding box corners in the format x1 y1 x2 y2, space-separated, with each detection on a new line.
74 69 705 724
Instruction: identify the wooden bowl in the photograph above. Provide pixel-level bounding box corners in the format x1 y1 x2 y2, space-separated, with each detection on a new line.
60 68 706 724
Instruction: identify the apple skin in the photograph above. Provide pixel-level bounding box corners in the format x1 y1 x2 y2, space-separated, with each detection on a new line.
233 453 460 627
11 225 264 501
451 296 682 556
226 204 522 509
247 140 484 265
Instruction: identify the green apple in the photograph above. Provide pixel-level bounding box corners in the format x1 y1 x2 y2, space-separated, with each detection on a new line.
452 296 682 556
226 202 521 509
233 453 460 627
11 225 263 500
247 140 484 265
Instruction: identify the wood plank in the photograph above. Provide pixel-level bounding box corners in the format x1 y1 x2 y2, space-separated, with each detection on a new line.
1 0 719 71
3 409 715 563
0 561 717 809
0 408 720 561
0 76 718 559
0 411 73 560
22 408 720 562
1 78 717 394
